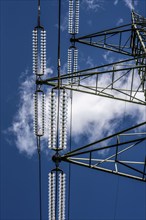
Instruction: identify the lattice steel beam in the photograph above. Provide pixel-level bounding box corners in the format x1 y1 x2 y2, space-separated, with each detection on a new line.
38 56 146 105
61 122 146 182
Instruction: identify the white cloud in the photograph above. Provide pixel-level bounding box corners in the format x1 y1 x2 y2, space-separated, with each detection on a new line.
134 0 138 7
60 13 68 32
61 63 68 75
9 62 145 156
86 56 94 68
103 51 114 63
82 0 104 12
9 68 53 156
114 0 138 10
123 0 133 10
114 0 119 5
123 0 138 11
116 18 124 26
9 72 36 155
70 73 145 143
87 20 92 26
55 12 68 32
46 67 53 75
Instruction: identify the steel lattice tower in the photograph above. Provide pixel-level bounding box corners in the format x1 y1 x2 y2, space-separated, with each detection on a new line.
32 0 146 219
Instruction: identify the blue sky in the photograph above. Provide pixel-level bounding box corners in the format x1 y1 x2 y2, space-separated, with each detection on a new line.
0 0 146 220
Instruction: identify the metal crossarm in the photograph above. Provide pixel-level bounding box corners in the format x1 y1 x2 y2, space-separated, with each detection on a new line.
63 121 146 156
62 157 146 182
39 55 146 105
61 122 146 182
71 24 133 56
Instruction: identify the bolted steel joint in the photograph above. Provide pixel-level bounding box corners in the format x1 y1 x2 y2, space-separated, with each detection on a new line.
52 153 62 168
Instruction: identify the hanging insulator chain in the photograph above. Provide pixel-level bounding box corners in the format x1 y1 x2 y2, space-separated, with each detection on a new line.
33 91 45 136
48 90 57 149
73 47 78 73
68 0 74 34
32 29 38 75
32 28 47 76
68 0 80 34
67 48 72 75
67 48 73 84
58 173 66 220
40 29 46 75
75 0 80 34
59 90 68 150
67 47 78 83
48 172 56 220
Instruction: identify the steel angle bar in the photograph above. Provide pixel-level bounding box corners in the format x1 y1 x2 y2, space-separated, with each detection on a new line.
113 87 145 104
73 39 132 56
76 84 114 97
131 81 143 101
68 157 145 165
121 35 131 51
73 23 132 40
40 64 145 83
93 37 131 51
93 141 144 167
39 79 144 95
64 86 145 105
62 137 146 158
53 85 146 105
44 84 145 106
98 69 131 94
39 56 144 82
116 160 146 176
119 132 146 136
78 86 143 93
130 68 134 99
63 121 146 157
143 158 146 179
41 70 145 105
132 13 146 53
71 81 144 104
92 33 119 44
62 158 146 182
84 39 131 50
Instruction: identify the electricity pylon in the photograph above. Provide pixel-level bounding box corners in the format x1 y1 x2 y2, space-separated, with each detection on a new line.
32 0 146 219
